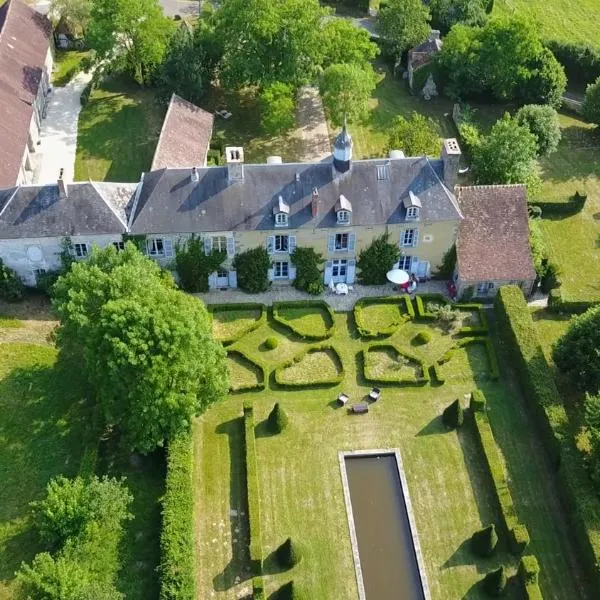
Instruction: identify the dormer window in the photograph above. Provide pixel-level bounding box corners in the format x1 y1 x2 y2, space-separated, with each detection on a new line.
404 191 422 221
335 194 352 225
337 210 350 224
274 195 290 227
406 206 419 219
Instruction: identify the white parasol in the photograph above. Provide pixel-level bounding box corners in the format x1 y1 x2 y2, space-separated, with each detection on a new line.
386 269 410 285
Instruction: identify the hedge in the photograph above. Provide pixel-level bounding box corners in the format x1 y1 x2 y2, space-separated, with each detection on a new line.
415 295 488 334
455 303 489 335
253 576 266 600
529 192 587 218
518 555 544 600
547 288 600 315
159 431 195 600
362 343 430 385
472 409 530 555
470 389 487 412
545 39 600 87
431 363 445 384
208 303 267 345
435 337 500 381
274 344 344 388
414 294 448 318
226 349 268 392
354 296 415 337
495 286 600 587
271 300 335 340
243 402 263 575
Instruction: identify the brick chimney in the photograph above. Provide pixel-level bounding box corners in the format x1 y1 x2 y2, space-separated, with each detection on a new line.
311 187 319 217
191 166 199 182
226 147 244 181
441 138 461 192
57 168 67 198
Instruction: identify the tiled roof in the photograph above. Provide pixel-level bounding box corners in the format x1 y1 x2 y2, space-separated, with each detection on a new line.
150 94 214 170
0 0 52 186
456 185 535 282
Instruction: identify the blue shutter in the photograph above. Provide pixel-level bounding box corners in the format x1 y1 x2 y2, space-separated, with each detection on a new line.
164 239 173 258
347 259 356 284
400 230 406 247
412 229 420 248
228 270 238 288
324 260 333 284
208 272 217 289
288 235 296 254
267 236 274 253
348 232 356 251
288 265 297 280
227 236 236 257
328 234 335 252
204 236 213 255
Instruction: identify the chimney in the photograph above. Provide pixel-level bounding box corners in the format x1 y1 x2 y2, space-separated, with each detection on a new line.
430 29 441 41
441 138 461 192
191 166 199 182
311 187 319 218
57 168 67 198
226 146 244 181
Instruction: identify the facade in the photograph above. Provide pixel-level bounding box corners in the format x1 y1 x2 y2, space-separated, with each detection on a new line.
0 0 54 187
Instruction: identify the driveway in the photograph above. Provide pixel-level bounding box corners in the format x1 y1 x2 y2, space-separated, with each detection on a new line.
159 0 199 17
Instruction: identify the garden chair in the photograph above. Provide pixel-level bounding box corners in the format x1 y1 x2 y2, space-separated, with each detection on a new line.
337 393 349 407
368 387 381 402
348 402 369 414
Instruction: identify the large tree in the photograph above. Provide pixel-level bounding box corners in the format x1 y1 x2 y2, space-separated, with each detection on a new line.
376 0 430 62
259 82 296 135
515 104 562 156
429 0 487 34
53 244 228 453
87 0 175 84
387 112 441 156
320 19 379 69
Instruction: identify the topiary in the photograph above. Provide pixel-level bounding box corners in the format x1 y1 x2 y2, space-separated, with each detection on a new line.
267 403 289 434
442 399 464 429
413 330 432 345
265 337 279 350
275 537 303 569
471 524 498 557
483 566 507 596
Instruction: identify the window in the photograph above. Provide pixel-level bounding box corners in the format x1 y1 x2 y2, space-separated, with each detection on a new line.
332 259 347 277
212 236 227 252
74 243 88 258
274 235 289 252
274 261 289 278
476 282 494 295
34 268 47 278
335 233 349 250
217 269 229 279
398 255 412 270
147 238 164 256
113 241 125 251
376 164 389 180
406 206 419 220
275 212 288 226
401 229 415 247
337 210 350 224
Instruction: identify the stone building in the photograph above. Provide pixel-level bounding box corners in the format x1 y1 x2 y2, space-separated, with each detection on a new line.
407 30 442 96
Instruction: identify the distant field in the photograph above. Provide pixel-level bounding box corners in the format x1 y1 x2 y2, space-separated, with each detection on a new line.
494 0 600 48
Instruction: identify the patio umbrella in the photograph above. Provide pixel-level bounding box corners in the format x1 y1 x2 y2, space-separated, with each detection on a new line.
386 269 410 285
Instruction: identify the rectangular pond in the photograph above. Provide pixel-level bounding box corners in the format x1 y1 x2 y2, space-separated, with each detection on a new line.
340 450 429 600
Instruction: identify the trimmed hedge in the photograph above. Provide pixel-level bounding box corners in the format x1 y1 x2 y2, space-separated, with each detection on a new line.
470 389 487 412
274 344 344 388
432 363 445 384
548 288 600 315
272 300 335 340
456 303 489 335
226 349 267 392
529 192 587 217
159 431 195 600
415 295 488 334
413 330 432 345
472 409 530 555
362 343 430 385
209 303 266 345
253 576 266 600
243 402 263 575
495 286 600 588
518 555 544 600
414 294 448 318
436 337 500 381
354 296 415 337
545 39 600 87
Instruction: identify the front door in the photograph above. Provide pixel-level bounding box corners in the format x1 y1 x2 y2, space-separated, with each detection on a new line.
216 269 229 288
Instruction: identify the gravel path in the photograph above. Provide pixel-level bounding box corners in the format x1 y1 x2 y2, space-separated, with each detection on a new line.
294 86 331 163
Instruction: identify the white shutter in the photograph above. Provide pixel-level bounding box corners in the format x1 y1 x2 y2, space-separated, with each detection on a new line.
328 234 335 252
412 229 420 247
227 236 236 257
268 268 275 281
145 239 152 255
288 235 296 254
204 236 213 255
288 265 297 280
347 259 356 284
267 236 274 253
348 232 356 251
228 270 238 288
324 260 333 284
163 239 173 258
208 272 217 289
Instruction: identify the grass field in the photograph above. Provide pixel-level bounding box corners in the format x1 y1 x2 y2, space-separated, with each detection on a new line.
75 77 166 182
52 50 90 87
193 303 590 599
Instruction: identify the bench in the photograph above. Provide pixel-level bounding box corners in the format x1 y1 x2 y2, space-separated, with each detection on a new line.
348 402 369 414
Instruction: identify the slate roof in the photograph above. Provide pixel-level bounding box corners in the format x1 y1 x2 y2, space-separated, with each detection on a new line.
151 94 214 170
130 156 462 234
456 185 535 282
0 0 52 187
0 182 129 239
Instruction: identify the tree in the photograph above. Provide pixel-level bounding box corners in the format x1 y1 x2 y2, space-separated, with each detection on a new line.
583 76 600 125
470 524 498 557
516 104 561 156
259 82 296 135
429 0 487 34
267 402 289 434
291 246 324 295
376 0 430 62
553 305 600 394
483 566 506 596
357 233 400 285
585 393 600 484
522 47 567 108
320 62 377 126
232 247 271 293
87 0 175 84
320 19 379 69
472 114 538 185
53 244 228 453
442 398 464 428
49 0 90 35
387 112 441 156
0 258 24 301
174 235 226 293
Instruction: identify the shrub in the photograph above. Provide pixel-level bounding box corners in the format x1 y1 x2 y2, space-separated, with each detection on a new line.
159 432 195 600
540 261 561 293
471 524 498 557
272 300 336 340
413 330 431 345
0 259 24 302
443 399 464 428
470 389 487 412
354 296 415 337
516 104 561 156
356 233 400 285
483 566 506 597
267 403 289 434
290 247 324 295
174 235 226 293
232 247 271 293
518 554 540 586
546 40 600 88
387 112 442 157
275 537 302 568
583 76 600 125
35 270 61 297
275 345 345 387
253 576 266 600
265 337 279 350
547 287 598 314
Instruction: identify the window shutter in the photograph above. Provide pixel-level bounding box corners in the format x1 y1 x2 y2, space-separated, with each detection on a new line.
328 234 335 252
145 239 152 255
324 260 333 284
412 229 420 247
347 259 356 284
228 270 238 288
288 235 296 254
208 271 217 289
227 236 236 257
400 230 406 247
348 232 356 251
268 268 275 281
204 236 213 255
163 239 173 258
267 236 274 253
288 265 297 280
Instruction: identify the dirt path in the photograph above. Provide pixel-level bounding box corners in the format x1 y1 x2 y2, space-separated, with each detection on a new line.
293 86 331 163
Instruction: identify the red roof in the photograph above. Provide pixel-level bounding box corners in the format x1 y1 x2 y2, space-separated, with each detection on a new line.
456 185 536 282
0 0 52 186
151 94 214 170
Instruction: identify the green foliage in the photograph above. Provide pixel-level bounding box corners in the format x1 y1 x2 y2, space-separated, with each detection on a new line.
227 349 267 392
376 0 430 60
516 104 561 157
259 82 296 135
435 244 456 278
483 566 506 596
320 18 379 69
442 398 464 428
387 111 441 156
291 247 325 295
470 388 487 412
232 247 271 293
175 235 226 293
546 40 600 88
0 258 24 302
583 76 600 125
268 403 289 434
429 0 488 33
414 330 432 345
265 337 279 350
354 296 415 337
584 394 600 485
272 300 335 340
253 576 266 600
553 305 600 393
210 303 266 344
356 233 400 285
518 555 543 600
472 114 538 185
471 524 498 557
159 432 195 600
276 537 302 568
320 62 377 126
362 343 430 384
529 218 549 280
49 0 90 36
274 345 344 387
53 243 229 453
541 261 561 293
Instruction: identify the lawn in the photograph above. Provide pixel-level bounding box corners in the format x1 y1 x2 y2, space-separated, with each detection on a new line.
52 50 90 87
212 308 263 343
74 76 166 182
194 302 591 599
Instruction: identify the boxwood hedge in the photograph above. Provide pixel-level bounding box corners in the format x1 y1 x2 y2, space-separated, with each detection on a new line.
548 288 600 315
518 555 543 600
272 300 335 340
362 343 430 385
226 349 267 392
274 344 344 388
208 303 266 345
354 296 415 337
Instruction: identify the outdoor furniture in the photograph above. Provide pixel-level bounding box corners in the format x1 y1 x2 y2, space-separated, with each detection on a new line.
337 393 349 407
368 387 381 402
348 402 369 414
215 110 232 119
335 282 349 295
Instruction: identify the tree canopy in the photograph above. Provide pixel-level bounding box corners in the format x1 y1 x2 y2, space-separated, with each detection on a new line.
259 82 296 134
49 0 90 35
583 76 600 125
376 0 430 61
429 0 487 34
515 104 562 156
320 19 379 69
387 112 441 156
53 243 228 453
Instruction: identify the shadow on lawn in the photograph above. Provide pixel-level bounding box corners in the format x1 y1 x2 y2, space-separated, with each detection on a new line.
416 415 445 436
